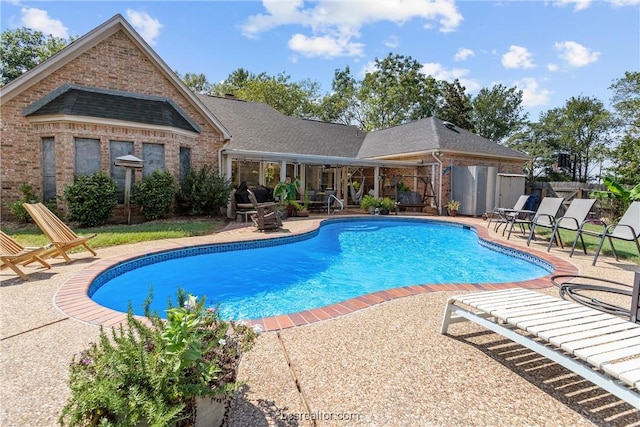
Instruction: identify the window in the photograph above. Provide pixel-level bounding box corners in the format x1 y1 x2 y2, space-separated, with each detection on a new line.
109 140 134 203
142 143 165 178
231 160 260 187
74 138 100 176
179 147 191 182
41 137 56 201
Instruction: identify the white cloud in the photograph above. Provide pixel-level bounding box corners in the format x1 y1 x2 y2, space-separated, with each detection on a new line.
288 33 365 58
547 63 560 72
514 77 552 107
126 10 163 46
384 35 400 49
454 47 474 62
611 0 640 5
502 45 535 69
554 41 600 67
19 7 68 38
420 62 481 93
553 0 592 11
242 0 463 58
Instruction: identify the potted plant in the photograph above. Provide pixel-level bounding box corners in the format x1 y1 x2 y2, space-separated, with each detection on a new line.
446 199 461 216
294 191 311 217
59 290 259 427
360 194 380 214
273 178 301 218
379 197 396 215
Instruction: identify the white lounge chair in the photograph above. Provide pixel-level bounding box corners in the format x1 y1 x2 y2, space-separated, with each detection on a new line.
570 201 640 265
527 198 596 252
441 287 640 408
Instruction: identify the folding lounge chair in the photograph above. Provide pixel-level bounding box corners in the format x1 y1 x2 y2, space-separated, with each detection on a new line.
570 201 640 266
246 189 282 231
487 194 530 232
0 230 56 280
527 198 596 252
505 197 564 240
23 203 97 263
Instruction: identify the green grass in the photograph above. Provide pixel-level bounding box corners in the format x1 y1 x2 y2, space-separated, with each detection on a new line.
2 218 226 250
533 223 640 265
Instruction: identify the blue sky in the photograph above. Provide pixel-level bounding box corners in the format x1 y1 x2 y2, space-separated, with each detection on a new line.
1 0 638 119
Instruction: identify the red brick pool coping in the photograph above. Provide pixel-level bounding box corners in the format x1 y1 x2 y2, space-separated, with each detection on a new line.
54 217 578 331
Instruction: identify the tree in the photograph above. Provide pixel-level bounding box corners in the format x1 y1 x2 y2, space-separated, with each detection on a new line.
435 79 473 131
608 71 640 184
318 67 364 126
535 96 613 182
506 122 557 181
1 27 70 85
471 84 528 142
357 53 439 130
211 69 321 119
178 72 213 94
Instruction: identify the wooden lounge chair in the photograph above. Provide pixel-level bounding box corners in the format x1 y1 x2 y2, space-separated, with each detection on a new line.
0 230 55 280
22 202 97 263
528 198 596 252
505 197 564 240
441 287 640 408
246 189 282 231
570 201 640 266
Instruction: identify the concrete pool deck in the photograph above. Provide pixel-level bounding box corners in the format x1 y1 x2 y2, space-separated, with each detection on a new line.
1 215 639 426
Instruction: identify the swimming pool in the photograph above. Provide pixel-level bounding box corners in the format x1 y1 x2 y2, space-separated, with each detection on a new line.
90 218 553 320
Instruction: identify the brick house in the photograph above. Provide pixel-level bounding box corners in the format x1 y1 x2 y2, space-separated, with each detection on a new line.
0 14 528 220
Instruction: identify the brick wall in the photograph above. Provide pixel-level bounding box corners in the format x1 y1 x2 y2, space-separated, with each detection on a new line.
0 30 225 220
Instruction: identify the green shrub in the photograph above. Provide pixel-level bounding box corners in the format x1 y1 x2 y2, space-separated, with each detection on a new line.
59 290 258 427
176 165 233 216
8 183 40 222
131 170 176 221
64 172 118 227
7 183 59 222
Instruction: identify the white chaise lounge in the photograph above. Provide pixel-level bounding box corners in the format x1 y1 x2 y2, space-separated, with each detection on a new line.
440 286 640 409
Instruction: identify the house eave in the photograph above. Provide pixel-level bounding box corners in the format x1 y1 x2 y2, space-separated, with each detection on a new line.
222 149 424 168
26 114 201 138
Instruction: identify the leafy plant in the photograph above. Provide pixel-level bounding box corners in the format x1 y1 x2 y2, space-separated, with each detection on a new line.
63 172 118 227
360 194 380 211
273 178 301 209
7 183 58 222
59 289 258 427
591 176 640 219
380 197 396 211
176 165 233 216
446 200 461 211
132 170 176 221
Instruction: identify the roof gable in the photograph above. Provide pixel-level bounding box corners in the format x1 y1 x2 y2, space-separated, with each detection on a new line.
25 84 200 133
0 14 229 139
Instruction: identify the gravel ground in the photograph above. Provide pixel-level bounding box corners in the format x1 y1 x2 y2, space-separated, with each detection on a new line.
1 215 638 426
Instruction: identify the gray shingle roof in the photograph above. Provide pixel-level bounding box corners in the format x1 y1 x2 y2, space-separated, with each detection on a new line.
25 84 201 133
358 117 528 160
199 95 528 161
197 95 365 157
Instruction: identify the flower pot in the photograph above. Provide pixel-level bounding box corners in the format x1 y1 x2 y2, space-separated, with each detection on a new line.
296 210 310 217
194 394 231 427
449 209 458 217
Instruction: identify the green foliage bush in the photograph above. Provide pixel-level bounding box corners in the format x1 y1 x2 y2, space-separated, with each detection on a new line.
176 165 233 216
7 183 59 222
64 172 117 227
59 290 258 427
131 170 176 221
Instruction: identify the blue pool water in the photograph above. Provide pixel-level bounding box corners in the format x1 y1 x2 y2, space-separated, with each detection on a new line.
91 218 551 320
